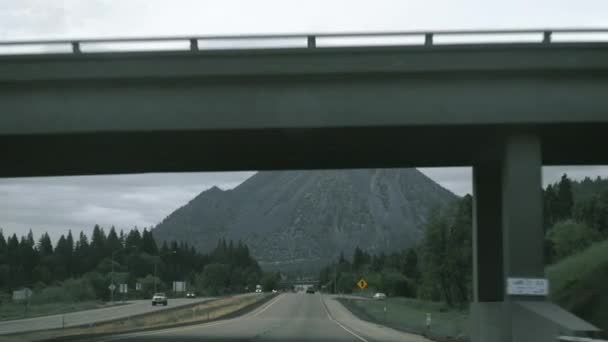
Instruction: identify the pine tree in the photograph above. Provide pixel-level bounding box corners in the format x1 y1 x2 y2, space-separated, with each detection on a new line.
90 225 107 267
352 247 365 271
141 229 158 255
543 185 560 230
106 227 122 255
74 231 91 275
38 232 53 257
557 174 574 220
125 229 142 251
0 229 6 258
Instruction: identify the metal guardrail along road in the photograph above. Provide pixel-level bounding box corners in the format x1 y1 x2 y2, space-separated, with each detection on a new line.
558 336 608 342
1 28 608 55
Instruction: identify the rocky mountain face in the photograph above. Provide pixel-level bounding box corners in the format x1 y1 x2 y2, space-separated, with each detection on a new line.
152 169 457 271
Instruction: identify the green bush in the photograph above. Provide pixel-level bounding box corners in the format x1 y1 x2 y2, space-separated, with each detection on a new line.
62 278 96 302
30 277 96 304
547 238 608 331
136 274 163 298
546 220 602 261
31 285 72 304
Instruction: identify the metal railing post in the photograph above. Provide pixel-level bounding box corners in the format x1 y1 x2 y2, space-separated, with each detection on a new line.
307 36 316 48
425 33 433 46
190 39 199 51
71 41 81 54
543 31 552 44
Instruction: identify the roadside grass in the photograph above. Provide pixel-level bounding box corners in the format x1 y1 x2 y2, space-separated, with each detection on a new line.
7 293 273 341
0 301 102 321
547 238 608 332
338 296 469 341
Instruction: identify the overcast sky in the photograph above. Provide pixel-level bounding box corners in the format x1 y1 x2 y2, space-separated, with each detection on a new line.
1 0 608 241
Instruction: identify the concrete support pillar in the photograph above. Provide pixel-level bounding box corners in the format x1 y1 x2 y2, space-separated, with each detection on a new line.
472 134 544 342
501 135 544 282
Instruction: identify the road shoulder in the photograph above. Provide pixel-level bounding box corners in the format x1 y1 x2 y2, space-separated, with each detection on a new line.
322 295 432 342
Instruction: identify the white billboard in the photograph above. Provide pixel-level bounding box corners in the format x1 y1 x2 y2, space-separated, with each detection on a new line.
172 281 186 292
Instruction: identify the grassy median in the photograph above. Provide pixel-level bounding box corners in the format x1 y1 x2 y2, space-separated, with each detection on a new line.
338 296 469 341
5 293 274 342
0 301 106 322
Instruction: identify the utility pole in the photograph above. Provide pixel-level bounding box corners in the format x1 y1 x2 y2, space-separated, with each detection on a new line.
111 250 117 304
334 263 337 294
154 250 176 294
110 245 135 304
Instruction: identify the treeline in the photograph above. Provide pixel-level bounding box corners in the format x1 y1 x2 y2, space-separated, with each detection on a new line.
544 175 608 263
318 195 472 307
0 225 263 302
319 174 608 307
318 247 421 298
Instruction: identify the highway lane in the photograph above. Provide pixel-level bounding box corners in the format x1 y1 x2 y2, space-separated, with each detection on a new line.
0 297 214 335
98 293 431 342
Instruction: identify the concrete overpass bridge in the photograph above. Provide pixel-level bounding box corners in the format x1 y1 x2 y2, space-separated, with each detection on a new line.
2 28 607 341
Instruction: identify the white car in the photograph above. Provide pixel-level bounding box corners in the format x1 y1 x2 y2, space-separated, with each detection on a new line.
373 292 387 300
152 292 168 306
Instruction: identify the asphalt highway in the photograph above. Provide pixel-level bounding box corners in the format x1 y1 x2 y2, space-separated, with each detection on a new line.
0 297 214 335
95 293 431 342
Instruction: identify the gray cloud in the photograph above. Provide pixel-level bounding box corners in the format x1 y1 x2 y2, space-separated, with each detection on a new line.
0 172 255 241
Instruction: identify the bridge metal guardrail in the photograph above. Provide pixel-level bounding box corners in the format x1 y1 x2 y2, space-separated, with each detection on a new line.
558 336 608 342
0 28 607 55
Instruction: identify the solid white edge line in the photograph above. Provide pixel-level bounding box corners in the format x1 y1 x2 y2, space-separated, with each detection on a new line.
321 296 369 342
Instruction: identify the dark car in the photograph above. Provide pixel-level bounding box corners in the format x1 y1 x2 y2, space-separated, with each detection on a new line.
306 288 315 294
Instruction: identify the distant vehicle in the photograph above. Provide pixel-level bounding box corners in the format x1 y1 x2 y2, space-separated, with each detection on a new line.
152 292 168 306
255 284 262 293
272 289 277 293
186 292 196 298
306 288 315 294
373 292 387 300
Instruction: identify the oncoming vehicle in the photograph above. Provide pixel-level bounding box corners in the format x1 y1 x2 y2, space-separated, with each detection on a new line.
373 292 387 300
255 284 262 293
306 288 315 294
152 292 168 306
186 292 196 298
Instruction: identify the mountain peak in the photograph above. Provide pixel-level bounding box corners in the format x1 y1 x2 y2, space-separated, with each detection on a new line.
153 168 456 272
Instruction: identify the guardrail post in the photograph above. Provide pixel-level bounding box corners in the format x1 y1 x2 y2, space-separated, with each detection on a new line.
307 36 316 48
71 42 81 54
543 31 552 44
190 39 199 51
425 33 433 46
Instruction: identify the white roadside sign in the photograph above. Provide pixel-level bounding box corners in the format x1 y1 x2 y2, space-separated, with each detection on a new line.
506 278 549 296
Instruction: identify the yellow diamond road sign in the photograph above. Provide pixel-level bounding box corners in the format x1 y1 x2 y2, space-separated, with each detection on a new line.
357 279 368 289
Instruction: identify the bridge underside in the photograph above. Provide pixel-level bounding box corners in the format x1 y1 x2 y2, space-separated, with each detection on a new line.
1 123 607 177
2 42 607 341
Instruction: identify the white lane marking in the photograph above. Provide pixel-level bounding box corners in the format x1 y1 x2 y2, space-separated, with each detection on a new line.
248 294 284 318
98 294 283 342
320 297 369 342
98 319 232 342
